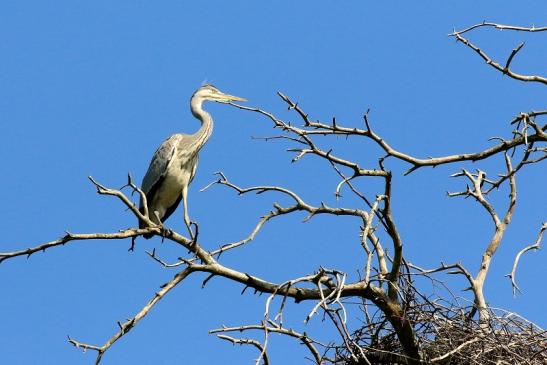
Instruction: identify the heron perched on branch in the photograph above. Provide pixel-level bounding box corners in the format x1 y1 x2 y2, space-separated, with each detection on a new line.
139 84 246 239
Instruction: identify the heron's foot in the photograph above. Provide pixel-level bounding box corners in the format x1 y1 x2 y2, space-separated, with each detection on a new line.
160 225 174 238
151 211 173 238
185 220 199 244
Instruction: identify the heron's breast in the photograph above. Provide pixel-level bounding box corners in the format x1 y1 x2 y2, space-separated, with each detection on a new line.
154 154 197 205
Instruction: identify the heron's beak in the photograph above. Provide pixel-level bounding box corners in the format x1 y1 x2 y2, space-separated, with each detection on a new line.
218 93 247 103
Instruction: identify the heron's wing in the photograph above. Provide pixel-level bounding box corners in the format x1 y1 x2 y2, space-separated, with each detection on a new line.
141 135 181 196
161 194 183 223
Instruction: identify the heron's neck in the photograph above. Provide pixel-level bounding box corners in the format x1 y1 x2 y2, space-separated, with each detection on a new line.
190 97 213 153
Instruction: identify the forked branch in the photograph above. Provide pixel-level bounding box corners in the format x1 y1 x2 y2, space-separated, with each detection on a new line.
450 22 547 85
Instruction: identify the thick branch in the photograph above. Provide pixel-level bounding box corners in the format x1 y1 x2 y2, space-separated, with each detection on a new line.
474 155 517 321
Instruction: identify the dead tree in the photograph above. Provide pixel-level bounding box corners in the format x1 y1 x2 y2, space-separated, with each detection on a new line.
1 22 545 365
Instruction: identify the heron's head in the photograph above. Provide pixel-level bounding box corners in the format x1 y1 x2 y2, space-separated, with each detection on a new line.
192 84 246 104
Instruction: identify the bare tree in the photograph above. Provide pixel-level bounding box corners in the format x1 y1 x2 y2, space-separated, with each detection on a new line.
1 22 545 365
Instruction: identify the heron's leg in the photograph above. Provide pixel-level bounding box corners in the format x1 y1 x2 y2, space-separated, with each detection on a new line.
153 210 172 238
182 185 190 226
182 186 195 239
153 210 162 225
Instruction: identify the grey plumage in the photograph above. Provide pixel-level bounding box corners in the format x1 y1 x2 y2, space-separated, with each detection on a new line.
139 85 246 238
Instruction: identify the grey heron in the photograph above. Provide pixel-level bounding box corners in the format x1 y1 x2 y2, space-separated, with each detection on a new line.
139 84 246 239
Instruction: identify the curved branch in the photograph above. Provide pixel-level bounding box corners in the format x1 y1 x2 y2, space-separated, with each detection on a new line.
211 323 324 365
216 335 269 365
209 172 368 221
451 21 547 36
506 223 546 295
451 30 547 85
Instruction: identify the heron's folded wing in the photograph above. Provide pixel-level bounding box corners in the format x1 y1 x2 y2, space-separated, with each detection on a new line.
141 135 180 195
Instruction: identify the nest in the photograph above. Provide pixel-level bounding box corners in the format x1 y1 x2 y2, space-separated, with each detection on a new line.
336 301 546 365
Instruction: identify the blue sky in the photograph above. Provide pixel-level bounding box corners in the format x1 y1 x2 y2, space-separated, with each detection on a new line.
1 1 546 364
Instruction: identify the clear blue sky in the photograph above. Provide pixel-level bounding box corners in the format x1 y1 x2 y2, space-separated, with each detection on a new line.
1 1 545 364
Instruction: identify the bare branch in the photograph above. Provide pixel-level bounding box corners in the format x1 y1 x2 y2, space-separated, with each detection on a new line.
408 261 475 289
451 21 547 36
231 100 546 174
450 31 547 85
122 173 149 223
216 335 269 365
0 229 154 263
448 169 500 226
88 176 150 225
68 267 193 364
506 223 546 295
211 324 323 365
473 155 518 321
209 172 368 222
